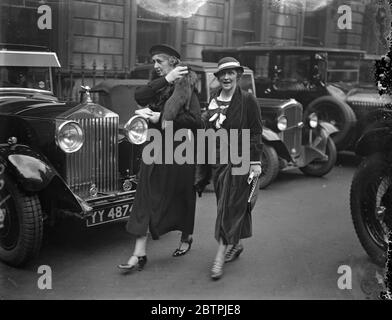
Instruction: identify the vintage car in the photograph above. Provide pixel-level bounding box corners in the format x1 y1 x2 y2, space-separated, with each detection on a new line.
202 45 392 151
0 47 148 267
95 61 338 189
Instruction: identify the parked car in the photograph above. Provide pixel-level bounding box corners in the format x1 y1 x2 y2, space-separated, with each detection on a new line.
202 45 392 151
0 46 148 267
105 61 337 189
350 108 392 267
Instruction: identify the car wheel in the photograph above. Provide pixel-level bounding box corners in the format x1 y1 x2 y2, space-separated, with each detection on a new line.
0 174 43 267
350 153 391 267
299 137 337 177
259 145 280 189
305 96 356 150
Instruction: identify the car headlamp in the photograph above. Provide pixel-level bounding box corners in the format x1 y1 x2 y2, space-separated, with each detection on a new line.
277 116 288 131
124 116 148 145
308 112 318 128
56 121 84 153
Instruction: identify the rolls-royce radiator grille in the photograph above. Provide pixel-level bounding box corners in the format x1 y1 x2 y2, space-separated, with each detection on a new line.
65 117 119 198
281 105 302 157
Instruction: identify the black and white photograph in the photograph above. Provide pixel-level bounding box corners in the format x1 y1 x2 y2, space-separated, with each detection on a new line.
0 0 392 304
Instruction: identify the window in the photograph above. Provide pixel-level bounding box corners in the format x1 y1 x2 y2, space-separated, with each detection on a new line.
327 53 360 83
232 0 258 46
359 59 376 85
206 72 221 99
239 73 254 94
241 53 271 96
274 54 312 91
303 0 327 46
136 7 174 64
0 66 51 91
205 71 254 99
0 2 57 49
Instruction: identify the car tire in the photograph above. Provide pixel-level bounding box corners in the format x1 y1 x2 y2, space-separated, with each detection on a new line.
305 96 356 150
350 153 390 267
0 174 43 267
259 144 280 189
299 137 337 177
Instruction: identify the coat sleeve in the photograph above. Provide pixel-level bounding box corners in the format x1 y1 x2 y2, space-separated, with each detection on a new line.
246 94 263 162
135 77 169 106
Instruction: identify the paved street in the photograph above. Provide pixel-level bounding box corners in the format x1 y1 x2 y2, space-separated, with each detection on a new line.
0 153 385 300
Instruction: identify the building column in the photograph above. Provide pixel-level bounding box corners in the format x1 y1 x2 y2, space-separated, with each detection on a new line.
226 0 234 46
123 0 131 72
129 0 137 68
259 0 270 45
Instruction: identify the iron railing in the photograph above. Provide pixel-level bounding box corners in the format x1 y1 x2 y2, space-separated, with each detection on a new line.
54 58 134 102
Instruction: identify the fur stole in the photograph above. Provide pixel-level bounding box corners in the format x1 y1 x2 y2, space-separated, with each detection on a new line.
162 70 198 121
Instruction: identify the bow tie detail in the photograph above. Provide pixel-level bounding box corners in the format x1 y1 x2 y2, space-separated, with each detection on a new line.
208 99 228 129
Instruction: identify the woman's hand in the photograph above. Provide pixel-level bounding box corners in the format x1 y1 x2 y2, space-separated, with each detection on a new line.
135 107 153 119
249 164 262 177
148 111 161 124
165 66 188 83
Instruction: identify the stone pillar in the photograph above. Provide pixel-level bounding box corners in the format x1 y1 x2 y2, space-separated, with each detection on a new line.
268 0 303 46
183 0 226 60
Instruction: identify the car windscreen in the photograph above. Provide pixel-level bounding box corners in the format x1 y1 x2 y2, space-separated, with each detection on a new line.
0 66 51 91
359 59 376 86
206 72 255 100
327 53 360 83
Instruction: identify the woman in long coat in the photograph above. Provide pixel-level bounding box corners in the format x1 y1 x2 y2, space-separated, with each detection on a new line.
203 57 263 280
118 44 201 271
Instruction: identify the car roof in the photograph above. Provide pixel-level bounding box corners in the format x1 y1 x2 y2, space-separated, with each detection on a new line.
0 50 61 67
362 54 381 61
204 45 365 55
132 61 252 73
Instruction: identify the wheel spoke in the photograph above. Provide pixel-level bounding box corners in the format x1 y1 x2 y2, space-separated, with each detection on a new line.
0 194 11 207
363 173 392 249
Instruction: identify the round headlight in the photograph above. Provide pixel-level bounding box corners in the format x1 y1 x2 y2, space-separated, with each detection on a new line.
56 121 84 153
277 116 287 131
309 112 318 128
124 116 148 145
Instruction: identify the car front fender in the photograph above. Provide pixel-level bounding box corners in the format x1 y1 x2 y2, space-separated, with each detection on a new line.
0 144 86 215
262 127 281 141
355 127 392 157
0 144 56 192
262 127 292 162
319 121 339 137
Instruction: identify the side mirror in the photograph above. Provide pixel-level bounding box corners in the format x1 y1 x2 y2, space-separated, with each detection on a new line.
315 53 326 61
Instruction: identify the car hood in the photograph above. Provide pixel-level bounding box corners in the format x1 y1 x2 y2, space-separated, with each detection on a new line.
346 87 392 106
0 88 57 101
0 99 80 120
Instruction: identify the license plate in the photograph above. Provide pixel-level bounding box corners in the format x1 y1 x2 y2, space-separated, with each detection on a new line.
86 203 132 227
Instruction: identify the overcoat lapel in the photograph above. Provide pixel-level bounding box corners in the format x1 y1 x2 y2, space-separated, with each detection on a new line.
223 86 243 130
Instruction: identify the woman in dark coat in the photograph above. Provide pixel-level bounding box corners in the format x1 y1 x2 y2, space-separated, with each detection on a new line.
118 44 201 272
203 57 263 280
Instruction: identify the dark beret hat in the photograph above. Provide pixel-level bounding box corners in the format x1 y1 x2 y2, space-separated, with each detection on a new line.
149 44 181 59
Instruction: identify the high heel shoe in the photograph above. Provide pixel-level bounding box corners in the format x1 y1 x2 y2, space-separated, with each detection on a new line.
172 237 193 257
210 259 224 280
225 244 244 263
118 255 147 272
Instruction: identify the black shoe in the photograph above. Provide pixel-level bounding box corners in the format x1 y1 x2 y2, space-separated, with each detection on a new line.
118 255 147 272
172 237 193 257
225 244 243 263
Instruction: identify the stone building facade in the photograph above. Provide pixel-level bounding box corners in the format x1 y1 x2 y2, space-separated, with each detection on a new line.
0 0 390 81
